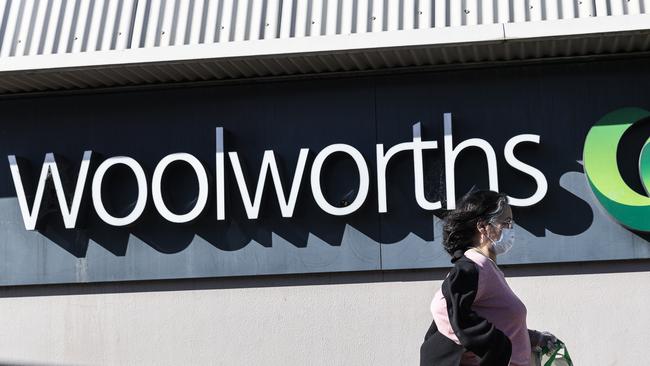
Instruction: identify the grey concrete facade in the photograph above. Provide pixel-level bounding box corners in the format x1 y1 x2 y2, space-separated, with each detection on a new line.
0 259 648 365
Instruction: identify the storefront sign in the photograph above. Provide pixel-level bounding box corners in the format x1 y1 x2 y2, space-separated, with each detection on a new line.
7 115 547 230
0 57 648 286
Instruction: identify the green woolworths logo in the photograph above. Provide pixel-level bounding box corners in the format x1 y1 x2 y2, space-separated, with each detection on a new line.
583 107 650 232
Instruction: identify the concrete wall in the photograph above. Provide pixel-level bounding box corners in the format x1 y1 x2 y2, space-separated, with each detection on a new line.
0 259 648 365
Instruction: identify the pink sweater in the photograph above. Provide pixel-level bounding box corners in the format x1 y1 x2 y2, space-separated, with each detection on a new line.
430 249 531 366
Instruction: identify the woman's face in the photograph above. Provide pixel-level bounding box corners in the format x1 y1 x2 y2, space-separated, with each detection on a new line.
483 204 514 244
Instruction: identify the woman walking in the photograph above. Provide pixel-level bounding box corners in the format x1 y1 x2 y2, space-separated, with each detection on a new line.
420 190 557 366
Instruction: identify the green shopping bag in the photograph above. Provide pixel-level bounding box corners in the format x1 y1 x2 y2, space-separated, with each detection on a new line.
538 339 573 366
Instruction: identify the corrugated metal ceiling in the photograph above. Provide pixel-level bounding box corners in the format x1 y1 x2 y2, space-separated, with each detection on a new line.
0 0 649 94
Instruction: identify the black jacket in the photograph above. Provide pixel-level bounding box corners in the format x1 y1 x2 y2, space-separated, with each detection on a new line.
420 255 513 366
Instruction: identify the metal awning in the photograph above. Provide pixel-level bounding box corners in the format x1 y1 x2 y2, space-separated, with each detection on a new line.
0 0 649 94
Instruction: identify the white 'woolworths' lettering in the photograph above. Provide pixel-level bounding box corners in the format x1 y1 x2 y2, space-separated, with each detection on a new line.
311 144 370 216
152 153 210 223
92 156 148 227
7 113 548 229
8 152 92 230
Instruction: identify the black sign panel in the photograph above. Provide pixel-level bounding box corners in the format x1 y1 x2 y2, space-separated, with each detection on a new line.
0 56 648 285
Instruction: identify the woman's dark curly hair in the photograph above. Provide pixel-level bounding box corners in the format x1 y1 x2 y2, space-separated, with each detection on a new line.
442 190 509 262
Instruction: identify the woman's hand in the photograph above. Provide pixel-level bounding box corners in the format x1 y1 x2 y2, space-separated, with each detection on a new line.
528 329 559 353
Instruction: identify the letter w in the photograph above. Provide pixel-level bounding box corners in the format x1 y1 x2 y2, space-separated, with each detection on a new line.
7 152 93 230
229 149 309 219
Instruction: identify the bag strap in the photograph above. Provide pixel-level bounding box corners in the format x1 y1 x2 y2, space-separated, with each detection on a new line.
541 340 573 366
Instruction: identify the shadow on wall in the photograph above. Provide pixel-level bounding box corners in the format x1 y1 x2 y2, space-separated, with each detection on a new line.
13 143 600 259
4 115 604 259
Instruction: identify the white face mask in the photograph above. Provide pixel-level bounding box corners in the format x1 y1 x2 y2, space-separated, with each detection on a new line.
488 225 515 255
